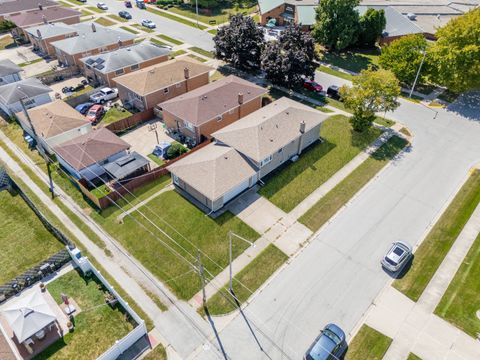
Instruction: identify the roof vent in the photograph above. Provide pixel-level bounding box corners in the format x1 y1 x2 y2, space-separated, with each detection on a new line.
36 29 42 38
91 23 96 33
42 15 47 24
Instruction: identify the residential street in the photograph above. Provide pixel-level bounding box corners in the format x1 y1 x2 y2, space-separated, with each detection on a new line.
191 80 480 359
84 0 215 50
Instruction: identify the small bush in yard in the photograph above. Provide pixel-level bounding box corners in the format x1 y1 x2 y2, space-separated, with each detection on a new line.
167 143 187 159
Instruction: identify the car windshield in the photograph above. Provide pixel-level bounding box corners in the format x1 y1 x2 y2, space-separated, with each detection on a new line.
87 110 96 116
323 329 341 345
385 257 397 266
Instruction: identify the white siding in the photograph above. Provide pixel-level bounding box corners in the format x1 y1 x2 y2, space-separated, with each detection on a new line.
1 93 52 116
0 73 21 85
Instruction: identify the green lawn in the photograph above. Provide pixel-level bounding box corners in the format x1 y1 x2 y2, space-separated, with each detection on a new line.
208 29 218 35
86 6 104 13
80 9 93 16
132 23 155 33
393 169 480 301
104 190 260 300
157 34 183 45
64 0 86 5
58 1 73 8
120 26 139 34
187 54 207 63
168 4 257 25
147 153 165 166
300 136 408 231
94 17 116 26
435 231 480 337
318 65 355 81
374 116 395 128
146 7 208 30
101 107 132 125
258 115 382 212
143 345 167 360
0 190 63 283
188 46 214 59
319 47 381 74
408 353 422 360
170 49 187 59
64 85 94 100
345 325 392 360
36 269 134 360
107 14 128 23
0 35 15 50
150 38 168 47
204 244 287 315
18 58 44 67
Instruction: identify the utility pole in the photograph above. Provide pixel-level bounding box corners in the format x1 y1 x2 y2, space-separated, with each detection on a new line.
19 95 55 198
197 250 207 308
195 0 199 28
409 50 426 98
148 123 159 144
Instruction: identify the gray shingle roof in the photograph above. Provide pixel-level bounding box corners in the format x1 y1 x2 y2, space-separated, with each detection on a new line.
0 59 21 77
50 23 136 55
0 78 52 105
25 22 77 39
104 151 149 180
80 43 170 74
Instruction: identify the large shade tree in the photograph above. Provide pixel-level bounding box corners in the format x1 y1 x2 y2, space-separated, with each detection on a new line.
213 14 264 70
312 0 360 51
357 8 386 47
340 68 400 132
378 34 428 85
428 8 480 93
261 25 317 88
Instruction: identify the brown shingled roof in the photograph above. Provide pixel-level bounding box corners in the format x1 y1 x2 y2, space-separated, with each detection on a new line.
112 58 213 96
159 75 267 126
53 128 130 171
16 100 90 139
6 7 81 28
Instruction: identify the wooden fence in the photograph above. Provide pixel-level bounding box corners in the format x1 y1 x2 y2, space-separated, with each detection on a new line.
105 108 154 134
38 66 81 85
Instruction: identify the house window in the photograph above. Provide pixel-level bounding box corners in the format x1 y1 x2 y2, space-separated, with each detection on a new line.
260 155 272 167
173 174 179 185
115 69 124 76
130 64 139 71
163 88 169 94
131 92 142 100
277 148 283 154
23 98 36 107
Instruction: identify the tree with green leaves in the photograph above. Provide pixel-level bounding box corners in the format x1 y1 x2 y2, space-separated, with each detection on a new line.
213 14 264 70
378 34 428 85
167 143 188 159
357 8 386 47
261 25 317 88
340 68 400 132
428 8 480 93
312 0 360 51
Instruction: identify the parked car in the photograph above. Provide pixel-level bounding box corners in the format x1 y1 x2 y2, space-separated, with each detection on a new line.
141 19 156 29
304 79 323 93
77 0 87 2
136 0 146 9
97 2 108 10
89 87 118 104
85 105 105 124
75 102 94 115
304 323 347 360
326 85 341 100
119 11 132 19
124 0 132 7
381 241 413 273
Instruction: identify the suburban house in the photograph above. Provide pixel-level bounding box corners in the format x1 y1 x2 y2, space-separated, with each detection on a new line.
24 22 79 57
80 43 171 87
168 97 329 212
53 128 135 183
16 100 92 154
6 7 81 40
113 58 213 112
0 78 52 116
159 75 267 144
50 23 136 67
0 59 22 85
0 0 58 21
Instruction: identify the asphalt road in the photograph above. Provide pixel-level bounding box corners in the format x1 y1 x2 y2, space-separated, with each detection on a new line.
85 0 215 50
192 79 480 359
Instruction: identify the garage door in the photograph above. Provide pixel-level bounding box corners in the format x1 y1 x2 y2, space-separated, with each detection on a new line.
223 178 250 204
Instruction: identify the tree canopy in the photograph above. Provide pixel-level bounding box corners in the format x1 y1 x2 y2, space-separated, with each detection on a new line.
357 8 386 47
261 25 317 88
378 34 428 85
213 14 264 70
312 0 360 51
428 8 480 93
340 68 400 131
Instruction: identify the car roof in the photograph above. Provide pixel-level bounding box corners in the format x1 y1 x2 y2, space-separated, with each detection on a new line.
306 324 345 360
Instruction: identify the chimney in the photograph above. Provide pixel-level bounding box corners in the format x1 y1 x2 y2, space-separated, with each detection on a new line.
238 92 244 105
39 4 43 10
118 40 122 47
42 15 47 24
299 120 306 134
91 23 96 33
36 29 42 38
184 67 189 80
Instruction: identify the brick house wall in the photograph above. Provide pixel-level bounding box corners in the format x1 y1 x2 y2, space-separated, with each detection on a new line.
27 31 77 56
260 4 286 25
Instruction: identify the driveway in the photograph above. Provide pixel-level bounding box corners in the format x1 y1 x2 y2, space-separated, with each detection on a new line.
83 0 215 50
191 75 480 359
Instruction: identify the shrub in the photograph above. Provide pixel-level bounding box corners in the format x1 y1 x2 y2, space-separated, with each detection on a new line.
167 143 188 159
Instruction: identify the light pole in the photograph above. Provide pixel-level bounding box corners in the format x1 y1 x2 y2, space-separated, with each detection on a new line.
409 49 426 98
195 0 199 28
228 231 255 295
148 122 159 144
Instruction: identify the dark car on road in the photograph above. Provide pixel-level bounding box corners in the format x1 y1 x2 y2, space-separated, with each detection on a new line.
119 11 132 19
327 85 341 100
304 323 347 360
124 0 132 7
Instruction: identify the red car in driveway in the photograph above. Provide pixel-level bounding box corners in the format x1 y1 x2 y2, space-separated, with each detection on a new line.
85 104 104 124
303 79 323 92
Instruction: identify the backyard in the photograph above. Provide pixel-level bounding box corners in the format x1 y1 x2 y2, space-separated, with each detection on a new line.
36 269 134 360
318 47 381 74
0 189 63 284
393 169 480 301
101 107 132 126
345 325 392 360
258 115 382 212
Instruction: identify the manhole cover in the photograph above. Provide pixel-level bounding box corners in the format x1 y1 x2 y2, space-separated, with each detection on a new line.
476 310 480 320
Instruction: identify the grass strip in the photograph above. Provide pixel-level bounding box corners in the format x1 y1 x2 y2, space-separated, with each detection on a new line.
187 54 207 63
107 14 128 22
300 136 408 231
80 9 93 16
146 7 207 30
58 1 74 7
95 17 116 26
150 37 168 47
120 26 139 34
318 65 354 81
142 345 167 360
18 58 43 67
345 325 392 360
208 29 218 35
203 244 287 315
140 285 168 312
188 46 214 59
132 23 155 33
86 6 104 13
393 169 480 301
374 116 395 128
158 34 183 45
147 153 165 166
408 353 423 360
170 49 187 58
